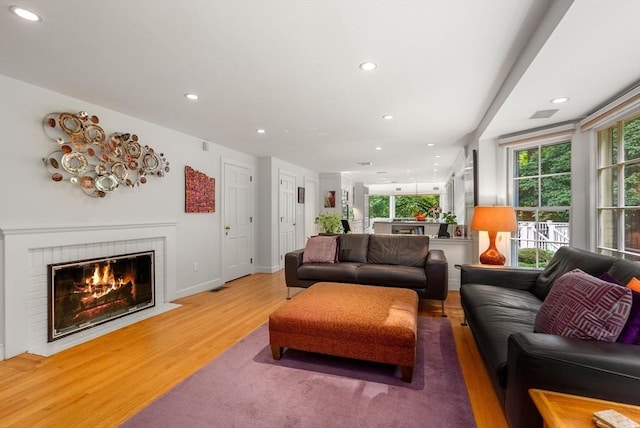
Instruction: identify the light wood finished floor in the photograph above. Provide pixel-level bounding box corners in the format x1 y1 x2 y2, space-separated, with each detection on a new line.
0 271 508 427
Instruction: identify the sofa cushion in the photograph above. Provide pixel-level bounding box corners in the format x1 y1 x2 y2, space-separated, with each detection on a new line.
337 234 369 263
302 236 338 263
356 264 426 288
460 284 540 388
297 262 360 283
534 269 632 342
608 258 640 286
533 247 615 300
367 234 429 267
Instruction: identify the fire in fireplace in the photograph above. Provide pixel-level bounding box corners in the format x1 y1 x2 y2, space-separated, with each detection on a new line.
48 251 155 341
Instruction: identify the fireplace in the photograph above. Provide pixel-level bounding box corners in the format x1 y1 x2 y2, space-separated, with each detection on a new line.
48 251 155 341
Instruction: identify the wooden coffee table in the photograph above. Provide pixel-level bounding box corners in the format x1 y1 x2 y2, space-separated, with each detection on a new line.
529 389 640 428
268 282 419 382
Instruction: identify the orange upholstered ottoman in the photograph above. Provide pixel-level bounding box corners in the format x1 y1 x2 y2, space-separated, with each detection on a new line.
269 282 419 382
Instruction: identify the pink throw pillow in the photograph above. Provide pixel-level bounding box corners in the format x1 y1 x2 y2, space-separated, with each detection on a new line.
534 269 632 342
302 236 338 263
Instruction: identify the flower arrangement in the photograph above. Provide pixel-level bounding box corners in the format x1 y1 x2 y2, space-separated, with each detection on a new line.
428 206 442 221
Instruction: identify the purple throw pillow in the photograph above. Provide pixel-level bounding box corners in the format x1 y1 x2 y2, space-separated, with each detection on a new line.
617 290 640 345
302 236 338 264
535 269 632 342
599 272 623 285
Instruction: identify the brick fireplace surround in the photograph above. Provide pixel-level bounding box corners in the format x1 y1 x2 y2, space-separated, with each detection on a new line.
1 222 178 359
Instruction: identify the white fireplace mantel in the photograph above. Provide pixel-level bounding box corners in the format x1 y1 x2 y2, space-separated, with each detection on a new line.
1 222 178 359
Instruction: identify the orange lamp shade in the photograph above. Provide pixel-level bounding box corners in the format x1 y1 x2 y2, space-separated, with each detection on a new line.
470 206 517 265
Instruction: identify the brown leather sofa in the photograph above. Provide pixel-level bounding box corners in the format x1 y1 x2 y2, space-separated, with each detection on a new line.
284 233 449 315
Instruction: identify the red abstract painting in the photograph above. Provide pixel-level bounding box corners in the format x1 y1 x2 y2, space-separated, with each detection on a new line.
185 166 215 213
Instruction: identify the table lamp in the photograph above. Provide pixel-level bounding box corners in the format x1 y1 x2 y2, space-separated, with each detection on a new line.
470 206 517 265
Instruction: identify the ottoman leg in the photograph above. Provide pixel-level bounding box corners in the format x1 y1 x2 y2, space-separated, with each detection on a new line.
271 344 283 360
401 366 414 383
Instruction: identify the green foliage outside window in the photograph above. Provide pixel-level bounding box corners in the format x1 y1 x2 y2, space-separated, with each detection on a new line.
369 195 390 218
515 141 571 222
395 195 439 217
623 116 640 206
369 194 439 219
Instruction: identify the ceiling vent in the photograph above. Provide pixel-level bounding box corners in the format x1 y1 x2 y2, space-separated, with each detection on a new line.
357 161 373 166
530 109 559 119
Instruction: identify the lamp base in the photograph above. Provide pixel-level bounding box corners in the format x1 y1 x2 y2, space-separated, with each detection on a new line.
479 248 506 265
479 231 506 265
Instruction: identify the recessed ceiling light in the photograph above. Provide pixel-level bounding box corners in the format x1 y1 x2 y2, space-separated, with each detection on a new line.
550 97 569 104
435 155 441 158
359 62 377 71
375 146 382 151
256 129 266 134
184 93 199 100
10 6 42 22
426 143 435 147
382 114 393 120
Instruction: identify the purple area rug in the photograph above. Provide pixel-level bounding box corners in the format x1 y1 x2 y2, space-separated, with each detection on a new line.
122 318 475 428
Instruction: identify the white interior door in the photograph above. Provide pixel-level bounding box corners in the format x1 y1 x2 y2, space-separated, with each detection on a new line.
279 172 296 268
223 163 253 282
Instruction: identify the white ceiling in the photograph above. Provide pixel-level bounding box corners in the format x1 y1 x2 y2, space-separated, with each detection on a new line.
1 0 639 187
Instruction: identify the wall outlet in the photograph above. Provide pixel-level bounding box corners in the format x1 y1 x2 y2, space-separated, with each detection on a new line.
193 262 199 272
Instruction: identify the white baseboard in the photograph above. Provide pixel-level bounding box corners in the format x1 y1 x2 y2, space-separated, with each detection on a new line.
174 278 223 300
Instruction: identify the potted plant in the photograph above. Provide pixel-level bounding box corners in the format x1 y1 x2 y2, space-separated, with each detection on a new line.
442 212 457 224
411 210 427 221
315 212 344 234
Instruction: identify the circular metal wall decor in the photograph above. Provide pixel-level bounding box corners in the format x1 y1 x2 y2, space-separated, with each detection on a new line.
42 111 170 197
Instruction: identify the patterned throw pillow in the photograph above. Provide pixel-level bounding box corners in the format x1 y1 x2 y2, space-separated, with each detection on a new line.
534 269 632 342
628 277 640 293
302 236 338 264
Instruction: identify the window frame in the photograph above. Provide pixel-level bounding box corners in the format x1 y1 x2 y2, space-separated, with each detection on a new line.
503 128 574 267
595 111 640 260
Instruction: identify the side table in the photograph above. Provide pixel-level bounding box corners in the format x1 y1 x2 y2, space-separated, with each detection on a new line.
529 389 640 428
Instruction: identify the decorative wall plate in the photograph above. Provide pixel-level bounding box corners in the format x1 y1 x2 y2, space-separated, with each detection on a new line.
95 174 119 192
61 152 88 174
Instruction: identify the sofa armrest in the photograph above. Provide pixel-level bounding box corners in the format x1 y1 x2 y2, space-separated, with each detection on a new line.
425 249 448 300
460 264 541 291
285 249 305 287
504 332 640 428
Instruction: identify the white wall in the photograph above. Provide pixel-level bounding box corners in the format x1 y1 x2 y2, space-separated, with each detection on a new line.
255 156 318 273
0 75 260 356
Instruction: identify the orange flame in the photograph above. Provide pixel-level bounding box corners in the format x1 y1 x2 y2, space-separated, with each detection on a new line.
79 263 136 301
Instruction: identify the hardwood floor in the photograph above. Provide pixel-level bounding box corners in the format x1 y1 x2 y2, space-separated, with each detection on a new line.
0 271 507 427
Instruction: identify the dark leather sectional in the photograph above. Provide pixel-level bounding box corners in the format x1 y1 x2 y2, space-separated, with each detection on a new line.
460 246 640 428
285 233 449 314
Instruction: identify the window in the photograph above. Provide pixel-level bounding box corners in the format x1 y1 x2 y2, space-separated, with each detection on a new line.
510 141 572 267
596 113 640 261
